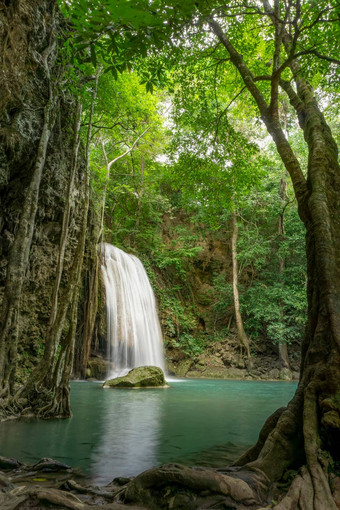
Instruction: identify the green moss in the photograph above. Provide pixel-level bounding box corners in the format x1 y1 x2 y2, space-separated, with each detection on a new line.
103 366 168 388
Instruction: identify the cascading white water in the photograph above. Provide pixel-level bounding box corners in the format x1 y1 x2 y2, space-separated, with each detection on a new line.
101 243 165 378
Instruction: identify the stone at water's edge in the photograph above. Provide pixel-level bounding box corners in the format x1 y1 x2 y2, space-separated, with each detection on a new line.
87 356 109 380
103 366 169 388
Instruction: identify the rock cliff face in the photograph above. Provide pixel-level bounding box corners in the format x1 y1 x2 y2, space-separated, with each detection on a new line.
0 1 87 382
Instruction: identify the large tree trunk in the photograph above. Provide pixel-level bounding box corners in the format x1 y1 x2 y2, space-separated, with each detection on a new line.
205 17 339 504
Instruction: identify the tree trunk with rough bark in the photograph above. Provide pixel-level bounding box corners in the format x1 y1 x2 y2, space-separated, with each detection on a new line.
231 209 251 358
80 262 100 378
47 102 82 337
206 18 340 507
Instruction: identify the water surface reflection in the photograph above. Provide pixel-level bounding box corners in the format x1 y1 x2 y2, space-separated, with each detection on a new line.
90 389 163 483
0 380 297 484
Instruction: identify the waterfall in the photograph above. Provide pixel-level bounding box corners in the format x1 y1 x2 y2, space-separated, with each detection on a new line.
101 243 165 378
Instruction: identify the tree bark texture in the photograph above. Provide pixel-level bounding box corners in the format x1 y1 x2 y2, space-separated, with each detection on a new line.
278 177 290 369
76 74 100 380
0 1 91 418
231 210 251 358
0 0 58 397
12 72 99 418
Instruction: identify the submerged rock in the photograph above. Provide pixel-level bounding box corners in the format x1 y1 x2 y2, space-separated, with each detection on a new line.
103 366 169 388
33 458 71 472
0 456 22 470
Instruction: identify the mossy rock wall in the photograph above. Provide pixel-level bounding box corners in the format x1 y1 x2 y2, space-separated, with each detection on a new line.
0 0 92 380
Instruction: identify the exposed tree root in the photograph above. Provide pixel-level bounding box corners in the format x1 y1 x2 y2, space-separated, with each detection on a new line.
119 461 339 510
268 464 339 510
0 485 146 510
123 463 264 509
0 383 70 421
0 459 146 510
1 445 339 510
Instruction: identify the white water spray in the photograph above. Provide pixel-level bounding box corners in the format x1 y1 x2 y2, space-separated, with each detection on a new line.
101 243 165 378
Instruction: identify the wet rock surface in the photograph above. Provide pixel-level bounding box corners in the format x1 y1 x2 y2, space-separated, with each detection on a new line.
103 366 169 388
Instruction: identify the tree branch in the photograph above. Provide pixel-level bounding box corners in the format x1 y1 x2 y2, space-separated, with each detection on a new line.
214 86 247 142
107 126 150 170
207 15 308 211
269 0 284 117
300 5 339 32
279 80 304 120
306 49 340 66
207 17 269 114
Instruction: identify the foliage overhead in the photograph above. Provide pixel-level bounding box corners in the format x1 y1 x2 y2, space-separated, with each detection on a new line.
58 0 338 355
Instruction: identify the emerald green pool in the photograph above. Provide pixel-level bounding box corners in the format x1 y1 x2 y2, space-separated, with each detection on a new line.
0 379 297 484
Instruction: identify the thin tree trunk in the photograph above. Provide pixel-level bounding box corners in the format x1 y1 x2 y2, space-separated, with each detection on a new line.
98 126 150 243
48 102 82 329
135 155 145 234
98 139 111 244
80 252 99 378
278 177 290 369
43 101 82 372
75 72 102 380
231 209 250 358
278 338 290 369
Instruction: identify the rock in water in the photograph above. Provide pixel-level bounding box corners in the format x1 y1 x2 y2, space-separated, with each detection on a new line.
0 456 22 470
33 458 71 472
103 366 168 388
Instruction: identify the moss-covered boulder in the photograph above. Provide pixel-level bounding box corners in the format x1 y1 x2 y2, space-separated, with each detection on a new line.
103 366 168 388
87 357 109 380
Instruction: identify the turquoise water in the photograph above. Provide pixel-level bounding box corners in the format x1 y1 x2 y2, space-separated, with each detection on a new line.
0 379 296 484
